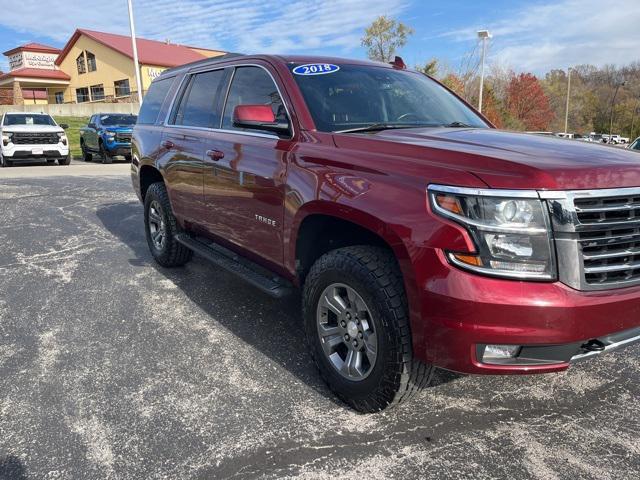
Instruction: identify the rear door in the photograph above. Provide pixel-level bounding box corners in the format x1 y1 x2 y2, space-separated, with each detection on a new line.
200 64 293 265
158 68 228 225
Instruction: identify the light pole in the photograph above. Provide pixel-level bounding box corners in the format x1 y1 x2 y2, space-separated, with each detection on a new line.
564 68 572 134
609 80 626 141
477 30 492 113
127 0 144 104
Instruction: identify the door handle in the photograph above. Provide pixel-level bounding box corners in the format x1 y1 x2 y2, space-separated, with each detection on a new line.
206 149 225 161
161 140 175 149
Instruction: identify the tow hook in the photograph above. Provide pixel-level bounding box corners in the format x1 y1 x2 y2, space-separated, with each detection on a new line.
581 339 606 352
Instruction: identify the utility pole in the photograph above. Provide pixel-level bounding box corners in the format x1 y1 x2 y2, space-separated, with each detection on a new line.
609 81 626 141
564 68 571 134
477 30 492 113
127 0 144 104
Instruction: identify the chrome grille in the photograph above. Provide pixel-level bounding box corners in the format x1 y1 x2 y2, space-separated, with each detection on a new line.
543 187 640 291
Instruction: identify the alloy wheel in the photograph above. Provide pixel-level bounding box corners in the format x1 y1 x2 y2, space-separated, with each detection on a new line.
316 283 378 381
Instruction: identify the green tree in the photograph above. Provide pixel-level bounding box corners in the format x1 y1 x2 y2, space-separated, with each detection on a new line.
361 15 413 63
417 59 438 76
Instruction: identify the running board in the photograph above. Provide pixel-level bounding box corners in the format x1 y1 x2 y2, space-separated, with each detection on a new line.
175 233 294 298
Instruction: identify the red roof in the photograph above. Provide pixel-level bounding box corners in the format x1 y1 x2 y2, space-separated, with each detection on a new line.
55 29 216 68
0 68 71 81
3 42 61 56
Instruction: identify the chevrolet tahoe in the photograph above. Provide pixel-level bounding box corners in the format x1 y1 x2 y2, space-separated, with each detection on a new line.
130 54 640 412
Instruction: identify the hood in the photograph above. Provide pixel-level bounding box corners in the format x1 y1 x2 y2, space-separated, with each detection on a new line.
2 124 63 133
334 128 640 190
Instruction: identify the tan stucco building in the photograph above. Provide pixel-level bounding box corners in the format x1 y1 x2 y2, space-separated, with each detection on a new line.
0 29 225 104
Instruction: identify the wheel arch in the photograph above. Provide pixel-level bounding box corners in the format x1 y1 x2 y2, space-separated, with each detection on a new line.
139 164 165 201
291 202 427 364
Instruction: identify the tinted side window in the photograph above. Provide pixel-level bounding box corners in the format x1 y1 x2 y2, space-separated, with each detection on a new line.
633 140 640 151
222 66 286 131
173 70 225 128
138 78 173 125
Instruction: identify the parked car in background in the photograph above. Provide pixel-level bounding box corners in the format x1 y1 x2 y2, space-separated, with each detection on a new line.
80 113 137 163
628 137 640 151
131 54 640 413
601 134 629 144
0 112 70 167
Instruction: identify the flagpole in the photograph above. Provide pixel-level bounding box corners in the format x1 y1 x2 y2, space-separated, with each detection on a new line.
127 0 144 104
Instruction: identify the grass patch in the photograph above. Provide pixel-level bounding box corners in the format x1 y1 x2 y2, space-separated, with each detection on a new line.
54 116 89 159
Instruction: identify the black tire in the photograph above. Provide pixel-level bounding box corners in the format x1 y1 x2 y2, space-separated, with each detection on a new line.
100 142 113 164
81 142 92 162
144 182 193 267
303 246 432 412
58 155 71 166
1 156 12 167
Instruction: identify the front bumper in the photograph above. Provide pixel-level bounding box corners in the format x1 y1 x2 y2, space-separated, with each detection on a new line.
2 143 69 161
418 249 640 374
103 139 132 157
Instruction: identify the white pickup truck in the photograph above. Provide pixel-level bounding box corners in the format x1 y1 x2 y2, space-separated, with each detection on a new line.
0 112 70 167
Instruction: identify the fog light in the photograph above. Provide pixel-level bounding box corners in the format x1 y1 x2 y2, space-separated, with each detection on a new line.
482 344 521 363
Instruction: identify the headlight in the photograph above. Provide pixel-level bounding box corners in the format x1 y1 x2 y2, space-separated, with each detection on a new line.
428 185 556 280
2 132 12 146
57 132 67 145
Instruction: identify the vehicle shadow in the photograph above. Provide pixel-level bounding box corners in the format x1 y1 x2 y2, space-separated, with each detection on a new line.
0 456 27 480
96 201 461 409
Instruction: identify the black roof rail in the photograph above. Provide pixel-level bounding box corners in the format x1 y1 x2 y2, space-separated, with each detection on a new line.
159 52 245 77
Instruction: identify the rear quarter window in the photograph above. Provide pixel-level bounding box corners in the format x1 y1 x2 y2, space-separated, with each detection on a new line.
138 77 174 125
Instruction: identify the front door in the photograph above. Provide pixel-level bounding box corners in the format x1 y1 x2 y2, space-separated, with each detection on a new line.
202 65 292 266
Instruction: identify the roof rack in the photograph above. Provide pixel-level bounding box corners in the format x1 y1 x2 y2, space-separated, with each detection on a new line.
159 52 245 77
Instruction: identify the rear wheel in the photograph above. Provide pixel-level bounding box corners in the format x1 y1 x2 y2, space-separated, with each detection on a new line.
303 246 433 412
100 142 113 164
144 182 193 267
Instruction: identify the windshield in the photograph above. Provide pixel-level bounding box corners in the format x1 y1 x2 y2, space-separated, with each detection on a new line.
3 114 56 126
100 114 137 126
290 64 488 133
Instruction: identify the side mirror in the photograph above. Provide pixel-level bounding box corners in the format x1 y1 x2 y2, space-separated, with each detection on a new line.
233 105 289 136
60 123 69 129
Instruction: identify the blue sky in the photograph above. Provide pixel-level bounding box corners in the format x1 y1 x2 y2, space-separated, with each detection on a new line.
0 0 638 74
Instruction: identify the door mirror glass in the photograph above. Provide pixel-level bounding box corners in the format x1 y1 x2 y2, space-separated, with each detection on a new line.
233 104 289 135
59 123 69 129
88 123 96 129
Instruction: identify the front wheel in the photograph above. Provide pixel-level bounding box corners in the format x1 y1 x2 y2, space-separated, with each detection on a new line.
81 142 92 162
58 155 71 166
144 182 193 267
0 155 12 168
303 246 433 412
100 143 113 164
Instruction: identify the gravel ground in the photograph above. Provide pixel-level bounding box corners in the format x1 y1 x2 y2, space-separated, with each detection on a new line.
0 169 638 479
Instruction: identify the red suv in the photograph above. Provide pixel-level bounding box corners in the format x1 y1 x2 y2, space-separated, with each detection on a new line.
131 54 640 412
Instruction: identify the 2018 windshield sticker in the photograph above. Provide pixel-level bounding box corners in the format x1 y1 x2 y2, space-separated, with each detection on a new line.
293 64 340 76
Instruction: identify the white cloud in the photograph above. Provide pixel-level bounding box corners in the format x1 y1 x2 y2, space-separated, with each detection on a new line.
0 0 405 55
440 0 640 72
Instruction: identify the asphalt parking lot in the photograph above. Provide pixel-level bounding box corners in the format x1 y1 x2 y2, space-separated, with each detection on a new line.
0 164 639 479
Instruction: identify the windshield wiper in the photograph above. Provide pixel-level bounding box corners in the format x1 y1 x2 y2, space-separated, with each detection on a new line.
335 123 433 134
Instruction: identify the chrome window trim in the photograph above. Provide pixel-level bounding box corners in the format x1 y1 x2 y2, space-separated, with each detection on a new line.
162 63 295 141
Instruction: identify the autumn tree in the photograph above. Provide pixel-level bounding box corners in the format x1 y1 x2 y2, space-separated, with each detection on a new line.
506 73 555 130
441 73 465 97
361 16 413 63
